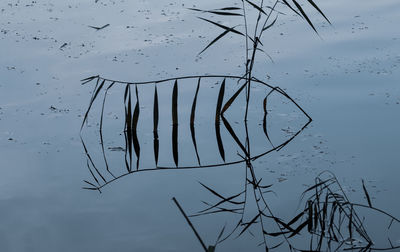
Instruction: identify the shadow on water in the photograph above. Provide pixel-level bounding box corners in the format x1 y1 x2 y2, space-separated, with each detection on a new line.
79 0 399 251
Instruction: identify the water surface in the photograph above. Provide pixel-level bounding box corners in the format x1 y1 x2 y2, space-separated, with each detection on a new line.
0 0 399 251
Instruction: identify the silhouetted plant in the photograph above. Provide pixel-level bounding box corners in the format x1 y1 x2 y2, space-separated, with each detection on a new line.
80 1 399 251
175 171 400 251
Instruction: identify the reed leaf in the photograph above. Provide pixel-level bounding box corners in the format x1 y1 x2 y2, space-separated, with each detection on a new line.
221 116 248 156
80 75 99 85
238 213 261 237
215 224 226 244
172 197 208 252
81 79 105 130
84 180 98 188
292 0 318 33
207 10 243 16
361 179 372 208
262 15 278 31
82 137 107 183
197 17 244 36
246 0 267 15
153 85 159 165
198 182 244 206
215 79 226 161
306 0 331 24
172 80 179 166
262 95 274 147
99 82 116 178
217 7 242 11
287 210 305 226
189 8 243 16
199 29 234 55
281 0 301 17
190 78 201 165
132 85 140 170
221 82 247 114
86 160 100 186
124 85 133 172
263 230 291 237
288 219 308 238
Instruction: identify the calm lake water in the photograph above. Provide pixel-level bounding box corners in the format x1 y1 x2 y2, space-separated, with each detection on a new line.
0 0 399 251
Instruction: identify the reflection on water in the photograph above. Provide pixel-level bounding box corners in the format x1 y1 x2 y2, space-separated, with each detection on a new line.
173 171 400 251
80 75 311 191
80 74 399 251
80 74 311 251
